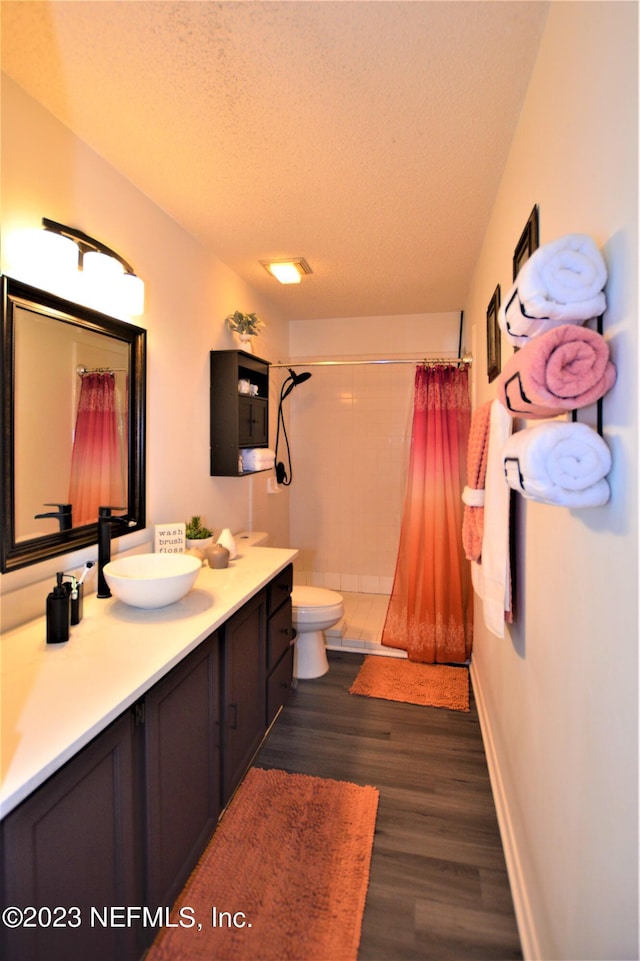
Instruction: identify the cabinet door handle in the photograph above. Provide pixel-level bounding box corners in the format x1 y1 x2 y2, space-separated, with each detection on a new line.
228 703 238 730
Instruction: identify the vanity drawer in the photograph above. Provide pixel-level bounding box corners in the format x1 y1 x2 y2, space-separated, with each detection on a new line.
267 598 294 671
267 563 293 616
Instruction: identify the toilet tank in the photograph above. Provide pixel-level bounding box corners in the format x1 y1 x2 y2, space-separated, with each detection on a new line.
235 531 269 547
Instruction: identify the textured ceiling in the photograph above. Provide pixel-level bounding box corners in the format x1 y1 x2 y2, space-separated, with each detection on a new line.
1 1 549 320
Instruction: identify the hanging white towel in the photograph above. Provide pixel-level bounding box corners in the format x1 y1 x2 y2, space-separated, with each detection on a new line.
471 400 513 638
462 486 485 507
499 233 607 347
502 421 611 507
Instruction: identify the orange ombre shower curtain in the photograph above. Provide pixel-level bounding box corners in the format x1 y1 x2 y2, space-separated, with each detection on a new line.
382 364 472 663
68 371 125 526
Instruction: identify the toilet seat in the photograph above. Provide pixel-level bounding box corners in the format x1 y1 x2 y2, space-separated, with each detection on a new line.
292 586 343 618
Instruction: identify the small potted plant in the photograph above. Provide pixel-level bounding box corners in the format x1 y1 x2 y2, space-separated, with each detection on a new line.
185 515 215 550
225 310 264 352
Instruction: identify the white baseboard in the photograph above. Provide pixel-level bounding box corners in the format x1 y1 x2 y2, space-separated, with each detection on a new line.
470 660 541 961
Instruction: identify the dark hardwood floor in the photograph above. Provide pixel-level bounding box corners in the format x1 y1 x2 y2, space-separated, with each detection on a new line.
254 651 522 961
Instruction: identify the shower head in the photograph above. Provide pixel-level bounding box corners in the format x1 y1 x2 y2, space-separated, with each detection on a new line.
280 368 312 401
288 368 312 386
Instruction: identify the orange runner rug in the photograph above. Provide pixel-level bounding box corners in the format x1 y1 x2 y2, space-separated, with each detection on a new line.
146 767 379 961
349 656 470 712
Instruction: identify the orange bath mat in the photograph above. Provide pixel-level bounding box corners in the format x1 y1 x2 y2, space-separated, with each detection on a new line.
146 767 379 961
349 656 470 712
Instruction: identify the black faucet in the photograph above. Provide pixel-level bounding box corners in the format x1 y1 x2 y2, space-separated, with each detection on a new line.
34 503 73 532
97 506 137 598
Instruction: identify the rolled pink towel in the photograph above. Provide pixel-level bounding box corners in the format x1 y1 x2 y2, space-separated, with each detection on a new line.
497 324 616 419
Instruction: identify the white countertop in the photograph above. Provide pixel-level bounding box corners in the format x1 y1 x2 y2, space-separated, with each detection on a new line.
0 546 297 819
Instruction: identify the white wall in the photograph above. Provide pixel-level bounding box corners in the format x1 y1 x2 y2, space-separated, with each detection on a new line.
287 312 461 589
465 4 638 959
0 76 290 630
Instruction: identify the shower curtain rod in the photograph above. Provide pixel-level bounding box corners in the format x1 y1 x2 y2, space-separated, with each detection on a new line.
76 365 127 374
270 354 472 369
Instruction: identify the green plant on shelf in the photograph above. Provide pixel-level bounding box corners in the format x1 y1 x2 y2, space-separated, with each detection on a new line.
225 310 264 336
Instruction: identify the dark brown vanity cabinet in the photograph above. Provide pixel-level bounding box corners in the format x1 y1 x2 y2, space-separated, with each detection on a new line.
210 350 270 476
0 568 294 961
220 567 294 799
142 633 221 919
221 591 267 803
0 712 140 961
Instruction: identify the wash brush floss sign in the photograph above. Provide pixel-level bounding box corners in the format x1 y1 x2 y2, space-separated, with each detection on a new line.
155 523 186 553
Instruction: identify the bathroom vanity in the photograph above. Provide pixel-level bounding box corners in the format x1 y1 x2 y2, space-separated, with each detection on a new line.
0 546 296 961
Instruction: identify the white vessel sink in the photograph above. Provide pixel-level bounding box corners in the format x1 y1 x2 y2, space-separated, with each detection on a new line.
103 553 202 609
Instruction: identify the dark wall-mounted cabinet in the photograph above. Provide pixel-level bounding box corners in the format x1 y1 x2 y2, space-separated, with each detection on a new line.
0 568 293 961
210 350 270 476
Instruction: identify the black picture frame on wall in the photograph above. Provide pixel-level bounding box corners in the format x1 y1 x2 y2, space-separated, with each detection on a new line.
513 204 540 280
486 285 501 383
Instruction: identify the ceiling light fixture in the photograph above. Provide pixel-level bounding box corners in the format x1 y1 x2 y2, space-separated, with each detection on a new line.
261 258 313 285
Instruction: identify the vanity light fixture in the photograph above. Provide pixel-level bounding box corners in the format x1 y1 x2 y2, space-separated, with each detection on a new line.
5 218 145 317
260 258 313 285
42 218 145 316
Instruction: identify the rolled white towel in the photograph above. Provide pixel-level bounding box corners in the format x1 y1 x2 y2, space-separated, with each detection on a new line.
243 447 275 458
502 421 611 508
499 233 607 347
242 447 275 469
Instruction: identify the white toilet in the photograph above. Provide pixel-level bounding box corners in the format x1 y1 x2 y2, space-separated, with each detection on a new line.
234 532 344 680
291 586 344 679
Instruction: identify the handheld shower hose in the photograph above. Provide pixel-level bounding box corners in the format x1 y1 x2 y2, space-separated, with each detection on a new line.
275 368 312 485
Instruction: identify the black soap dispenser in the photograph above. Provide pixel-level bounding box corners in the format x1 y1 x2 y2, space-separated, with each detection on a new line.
46 572 70 644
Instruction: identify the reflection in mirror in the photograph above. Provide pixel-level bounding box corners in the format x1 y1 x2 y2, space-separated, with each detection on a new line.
2 276 146 572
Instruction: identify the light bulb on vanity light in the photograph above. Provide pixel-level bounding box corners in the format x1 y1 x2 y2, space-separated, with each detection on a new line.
81 250 145 318
5 228 79 299
120 271 145 316
81 250 123 310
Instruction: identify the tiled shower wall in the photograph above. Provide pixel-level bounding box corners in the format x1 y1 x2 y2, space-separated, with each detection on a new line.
287 312 462 593
289 361 414 593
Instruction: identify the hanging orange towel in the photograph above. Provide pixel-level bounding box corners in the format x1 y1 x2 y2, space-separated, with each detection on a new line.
461 401 492 562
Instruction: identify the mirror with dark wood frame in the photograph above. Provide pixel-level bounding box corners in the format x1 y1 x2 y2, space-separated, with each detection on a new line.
1 276 146 572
